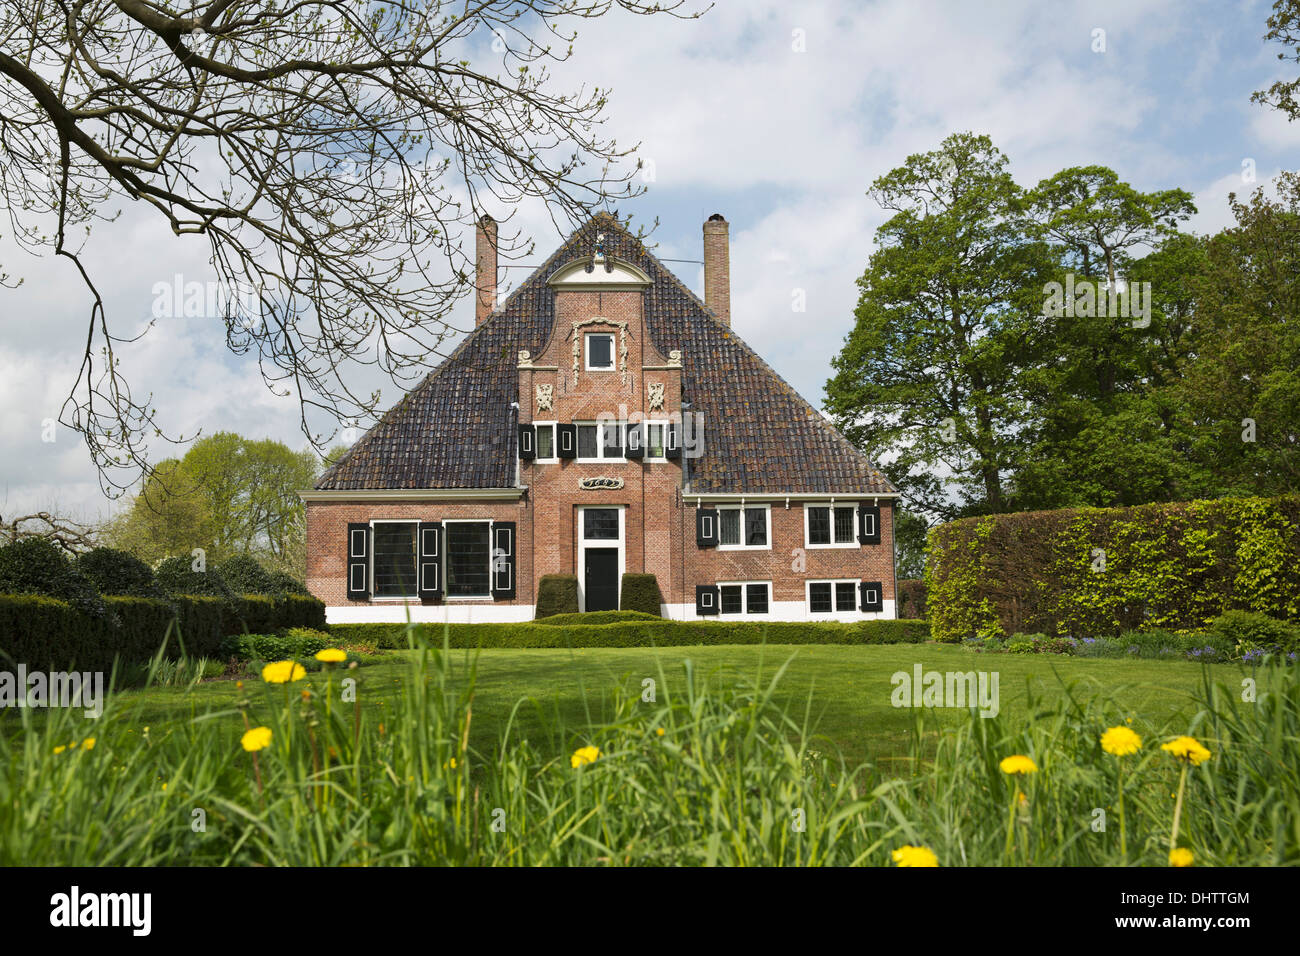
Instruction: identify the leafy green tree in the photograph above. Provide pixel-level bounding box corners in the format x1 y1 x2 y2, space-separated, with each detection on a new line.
1177 172 1300 495
826 133 1056 519
1253 0 1300 120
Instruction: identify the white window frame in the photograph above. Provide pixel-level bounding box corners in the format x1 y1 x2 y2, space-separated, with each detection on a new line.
639 420 670 461
584 332 616 371
533 421 558 463
441 518 495 600
577 505 626 613
716 504 771 551
717 580 772 617
575 419 626 462
368 519 419 601
804 504 859 549
806 578 859 614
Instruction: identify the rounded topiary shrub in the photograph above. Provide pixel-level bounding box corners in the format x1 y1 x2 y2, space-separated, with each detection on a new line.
535 574 579 619
217 553 275 595
0 538 107 618
75 547 165 598
619 572 662 617
154 555 232 598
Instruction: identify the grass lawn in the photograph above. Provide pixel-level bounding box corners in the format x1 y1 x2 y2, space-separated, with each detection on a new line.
43 643 1256 770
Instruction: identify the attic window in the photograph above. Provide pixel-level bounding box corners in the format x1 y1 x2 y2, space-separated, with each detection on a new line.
586 333 615 371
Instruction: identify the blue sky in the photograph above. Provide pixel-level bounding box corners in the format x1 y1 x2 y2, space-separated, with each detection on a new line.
1 0 1296 521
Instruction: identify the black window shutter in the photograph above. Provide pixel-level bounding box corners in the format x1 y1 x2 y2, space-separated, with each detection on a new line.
625 423 645 459
557 423 577 459
491 522 517 598
696 584 720 616
346 523 370 600
696 508 719 548
860 580 883 613
417 522 442 599
518 424 536 460
859 504 881 545
665 421 682 459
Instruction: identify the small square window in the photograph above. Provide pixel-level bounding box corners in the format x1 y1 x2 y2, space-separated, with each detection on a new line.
720 585 743 615
834 507 856 543
586 333 614 370
809 582 832 613
601 421 623 457
577 424 599 459
746 584 769 614
835 582 857 611
744 508 767 547
808 507 831 545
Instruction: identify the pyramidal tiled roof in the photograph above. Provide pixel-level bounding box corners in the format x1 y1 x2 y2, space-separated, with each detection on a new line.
315 213 896 495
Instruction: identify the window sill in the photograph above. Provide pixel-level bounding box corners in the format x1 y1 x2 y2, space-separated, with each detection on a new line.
717 544 772 552
803 542 860 550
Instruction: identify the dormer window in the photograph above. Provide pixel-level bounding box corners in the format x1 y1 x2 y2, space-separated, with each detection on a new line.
585 332 615 371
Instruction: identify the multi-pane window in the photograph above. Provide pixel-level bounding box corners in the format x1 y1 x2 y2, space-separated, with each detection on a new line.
808 580 858 613
372 523 418 597
719 582 770 615
646 423 666 458
807 505 857 546
586 333 615 370
808 582 833 613
445 522 491 597
583 508 619 540
576 421 625 460
718 505 768 549
535 424 555 460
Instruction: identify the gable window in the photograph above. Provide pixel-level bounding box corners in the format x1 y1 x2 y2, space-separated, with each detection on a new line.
576 421 625 461
806 505 858 548
445 521 491 597
717 505 770 550
807 579 859 614
718 581 771 616
646 423 666 459
534 422 556 461
585 332 615 371
372 522 418 597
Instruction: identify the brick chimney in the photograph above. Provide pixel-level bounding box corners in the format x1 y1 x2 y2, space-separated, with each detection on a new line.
475 214 498 326
702 213 730 326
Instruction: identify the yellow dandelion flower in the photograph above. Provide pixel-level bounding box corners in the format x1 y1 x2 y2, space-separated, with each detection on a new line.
656 728 666 737
1101 725 1142 757
1169 847 1194 867
161 781 167 790
241 726 273 752
81 738 95 751
53 744 68 755
444 757 457 770
315 648 347 663
261 660 306 684
570 745 600 768
999 754 1038 775
1161 736 1211 766
891 845 939 867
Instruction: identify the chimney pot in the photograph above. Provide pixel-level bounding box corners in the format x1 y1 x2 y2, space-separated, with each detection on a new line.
475 214 498 326
702 214 730 327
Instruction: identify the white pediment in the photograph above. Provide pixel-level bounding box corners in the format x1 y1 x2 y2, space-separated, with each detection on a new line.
546 257 652 290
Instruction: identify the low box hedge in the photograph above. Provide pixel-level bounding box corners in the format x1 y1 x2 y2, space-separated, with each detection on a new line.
535 574 579 618
619 573 662 616
329 617 930 650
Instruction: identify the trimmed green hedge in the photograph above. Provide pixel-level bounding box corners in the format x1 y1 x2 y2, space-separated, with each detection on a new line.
0 589 326 673
927 495 1300 642
329 618 930 649
619 573 662 616
535 574 579 618
535 610 663 627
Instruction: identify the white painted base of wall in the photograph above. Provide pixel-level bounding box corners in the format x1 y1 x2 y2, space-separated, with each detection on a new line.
326 603 536 625
659 600 898 623
326 600 898 625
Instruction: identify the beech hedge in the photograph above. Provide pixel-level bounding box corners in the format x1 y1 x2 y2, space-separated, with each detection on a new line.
0 591 326 673
926 495 1300 643
328 618 930 649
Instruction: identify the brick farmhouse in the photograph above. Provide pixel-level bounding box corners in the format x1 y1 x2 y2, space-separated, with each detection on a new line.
302 213 899 622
